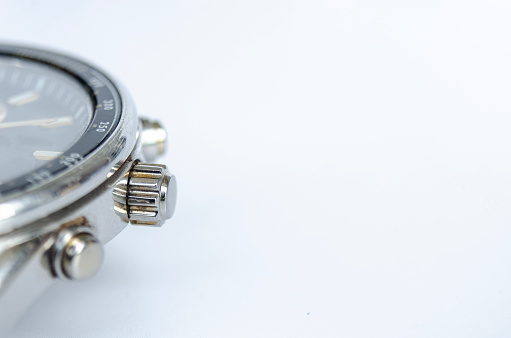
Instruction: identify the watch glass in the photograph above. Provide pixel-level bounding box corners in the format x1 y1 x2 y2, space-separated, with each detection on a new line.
0 56 93 184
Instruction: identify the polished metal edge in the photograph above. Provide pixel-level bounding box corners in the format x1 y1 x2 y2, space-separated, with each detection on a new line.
0 47 139 237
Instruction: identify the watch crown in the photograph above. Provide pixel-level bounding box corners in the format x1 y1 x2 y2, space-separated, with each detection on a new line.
113 162 177 226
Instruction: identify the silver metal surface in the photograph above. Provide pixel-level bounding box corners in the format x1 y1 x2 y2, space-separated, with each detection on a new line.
140 117 167 162
51 226 103 281
0 235 54 332
113 163 177 226
0 44 177 335
0 46 140 333
0 61 138 240
0 91 138 245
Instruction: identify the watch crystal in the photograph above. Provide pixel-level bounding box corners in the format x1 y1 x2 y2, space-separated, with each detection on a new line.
0 56 93 184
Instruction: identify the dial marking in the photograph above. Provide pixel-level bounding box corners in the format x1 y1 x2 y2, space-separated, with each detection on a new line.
35 77 47 90
23 73 34 86
64 92 72 104
46 82 56 94
55 88 64 99
0 46 106 195
0 116 74 129
6 76 47 106
10 70 20 84
7 91 40 106
43 116 74 128
74 106 85 118
33 150 63 161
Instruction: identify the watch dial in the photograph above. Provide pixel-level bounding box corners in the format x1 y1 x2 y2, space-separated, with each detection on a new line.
0 56 93 184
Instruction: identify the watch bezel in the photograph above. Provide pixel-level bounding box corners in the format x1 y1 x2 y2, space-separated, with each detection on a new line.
0 44 139 236
0 45 122 196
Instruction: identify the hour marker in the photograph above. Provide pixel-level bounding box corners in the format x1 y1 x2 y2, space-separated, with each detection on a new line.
46 82 56 94
74 106 85 118
7 91 40 106
10 70 20 84
33 151 63 161
55 88 64 99
42 116 74 128
23 73 34 86
35 77 47 90
0 116 74 129
64 93 74 105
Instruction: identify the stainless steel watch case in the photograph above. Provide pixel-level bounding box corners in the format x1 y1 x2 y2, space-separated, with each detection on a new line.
0 45 175 332
0 44 140 243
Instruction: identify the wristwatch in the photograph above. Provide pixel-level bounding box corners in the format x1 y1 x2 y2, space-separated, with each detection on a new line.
0 44 177 332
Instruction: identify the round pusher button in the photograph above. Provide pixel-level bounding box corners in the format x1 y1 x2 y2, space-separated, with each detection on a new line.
140 118 167 162
51 227 104 281
61 233 104 281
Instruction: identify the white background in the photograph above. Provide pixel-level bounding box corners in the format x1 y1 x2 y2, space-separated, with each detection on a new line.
3 0 511 337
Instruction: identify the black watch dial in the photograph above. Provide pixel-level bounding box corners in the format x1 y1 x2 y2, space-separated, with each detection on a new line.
0 56 93 184
0 45 122 197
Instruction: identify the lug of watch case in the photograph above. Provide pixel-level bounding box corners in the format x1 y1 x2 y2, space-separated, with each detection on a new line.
0 234 54 331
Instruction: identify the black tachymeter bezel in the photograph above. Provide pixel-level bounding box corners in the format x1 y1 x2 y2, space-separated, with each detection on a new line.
0 45 122 196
